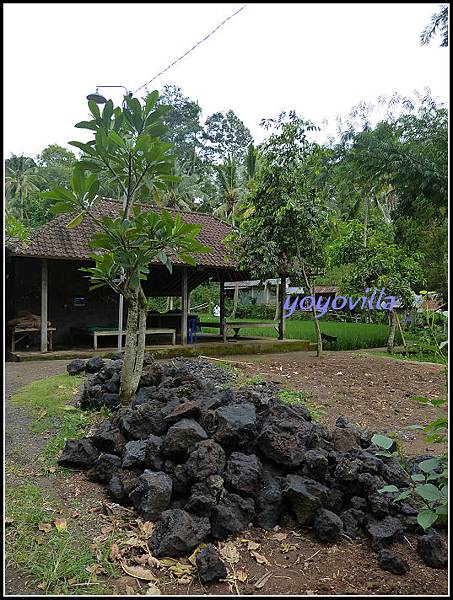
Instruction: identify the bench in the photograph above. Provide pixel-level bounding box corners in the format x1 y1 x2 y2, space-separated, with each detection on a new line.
71 327 176 350
11 327 56 352
198 321 280 339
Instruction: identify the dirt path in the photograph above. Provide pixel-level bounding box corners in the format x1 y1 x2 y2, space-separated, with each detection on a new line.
4 353 448 596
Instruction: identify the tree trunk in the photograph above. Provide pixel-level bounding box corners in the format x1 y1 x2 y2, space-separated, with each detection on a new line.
119 287 148 405
395 312 408 355
301 265 323 358
363 196 370 248
274 279 279 321
387 310 397 354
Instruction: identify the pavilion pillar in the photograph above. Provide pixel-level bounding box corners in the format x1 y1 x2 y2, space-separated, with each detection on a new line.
278 274 286 340
181 267 188 345
220 278 226 343
40 259 48 352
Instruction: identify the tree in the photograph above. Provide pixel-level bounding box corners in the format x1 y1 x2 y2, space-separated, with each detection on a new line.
203 109 253 163
213 154 243 225
420 5 448 47
152 161 206 211
329 222 424 352
5 212 31 246
43 91 210 405
156 84 205 174
5 155 43 221
229 112 329 356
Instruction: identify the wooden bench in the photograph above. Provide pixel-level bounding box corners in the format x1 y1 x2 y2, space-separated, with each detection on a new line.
11 327 56 352
71 327 176 350
198 321 279 339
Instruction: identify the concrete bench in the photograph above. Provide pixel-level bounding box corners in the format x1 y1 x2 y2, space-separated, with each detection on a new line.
71 327 176 350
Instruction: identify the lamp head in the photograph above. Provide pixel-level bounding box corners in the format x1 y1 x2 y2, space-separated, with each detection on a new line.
86 90 107 104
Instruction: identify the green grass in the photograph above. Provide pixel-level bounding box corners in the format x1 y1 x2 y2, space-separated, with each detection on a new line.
277 388 325 421
366 349 446 365
5 483 118 594
10 373 107 469
197 314 402 351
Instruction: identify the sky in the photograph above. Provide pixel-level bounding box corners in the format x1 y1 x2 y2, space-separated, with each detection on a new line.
3 2 449 158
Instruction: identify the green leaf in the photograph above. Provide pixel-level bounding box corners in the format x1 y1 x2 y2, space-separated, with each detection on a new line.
416 483 442 502
75 120 98 131
394 489 412 502
371 433 394 450
67 212 84 228
378 485 398 494
417 509 438 530
418 458 440 473
145 90 159 113
411 473 426 482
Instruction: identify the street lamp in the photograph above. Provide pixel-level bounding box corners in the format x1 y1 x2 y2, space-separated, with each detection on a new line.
86 86 132 104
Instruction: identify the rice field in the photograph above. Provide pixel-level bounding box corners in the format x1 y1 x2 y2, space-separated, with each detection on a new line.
196 315 401 351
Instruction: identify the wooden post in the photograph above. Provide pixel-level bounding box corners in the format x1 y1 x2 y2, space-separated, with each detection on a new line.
278 274 286 340
220 278 226 343
181 268 188 345
41 259 48 352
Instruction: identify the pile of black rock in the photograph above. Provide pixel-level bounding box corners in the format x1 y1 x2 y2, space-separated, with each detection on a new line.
61 355 447 576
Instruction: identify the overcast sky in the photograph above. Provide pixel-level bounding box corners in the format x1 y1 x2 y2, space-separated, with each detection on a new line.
3 2 449 158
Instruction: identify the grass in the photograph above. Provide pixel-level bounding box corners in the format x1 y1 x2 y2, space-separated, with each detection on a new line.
365 349 446 365
5 483 118 594
277 388 325 421
10 374 108 468
197 314 402 351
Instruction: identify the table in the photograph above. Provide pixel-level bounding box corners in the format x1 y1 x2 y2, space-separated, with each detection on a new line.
198 321 280 338
11 327 56 352
71 327 176 350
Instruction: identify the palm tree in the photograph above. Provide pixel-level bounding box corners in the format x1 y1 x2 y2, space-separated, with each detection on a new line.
244 143 258 188
152 163 204 211
5 155 43 221
214 155 243 226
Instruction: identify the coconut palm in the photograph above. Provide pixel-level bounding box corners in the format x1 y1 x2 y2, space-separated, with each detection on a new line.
5 155 44 221
152 162 205 211
213 154 243 226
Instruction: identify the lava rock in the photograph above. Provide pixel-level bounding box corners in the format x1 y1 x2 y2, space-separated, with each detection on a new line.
340 508 363 539
90 420 127 455
282 475 329 525
313 508 343 542
67 358 87 375
104 373 120 394
116 403 167 439
224 452 263 497
378 549 409 575
331 427 361 452
144 434 164 471
129 471 172 521
132 387 157 408
100 393 121 409
258 403 313 468
185 439 226 481
369 492 392 517
149 509 211 557
161 419 208 459
365 515 404 549
139 364 164 388
381 460 411 487
256 481 284 530
171 463 192 495
210 492 255 539
58 438 99 469
108 470 140 503
185 482 216 516
350 496 368 511
335 415 349 428
85 356 105 374
303 449 329 480
417 530 448 568
214 402 257 451
122 440 147 469
163 400 202 424
87 453 121 483
196 544 227 583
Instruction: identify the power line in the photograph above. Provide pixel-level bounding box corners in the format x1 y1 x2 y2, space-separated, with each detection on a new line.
134 4 247 95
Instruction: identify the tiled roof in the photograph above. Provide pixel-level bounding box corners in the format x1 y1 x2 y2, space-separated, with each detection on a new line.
8 199 236 268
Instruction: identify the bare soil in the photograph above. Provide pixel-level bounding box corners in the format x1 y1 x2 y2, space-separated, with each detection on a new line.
4 351 448 596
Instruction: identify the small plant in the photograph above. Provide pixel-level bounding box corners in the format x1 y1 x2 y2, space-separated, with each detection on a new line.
373 433 448 530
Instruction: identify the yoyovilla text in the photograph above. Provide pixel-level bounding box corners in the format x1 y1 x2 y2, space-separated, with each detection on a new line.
284 288 398 319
